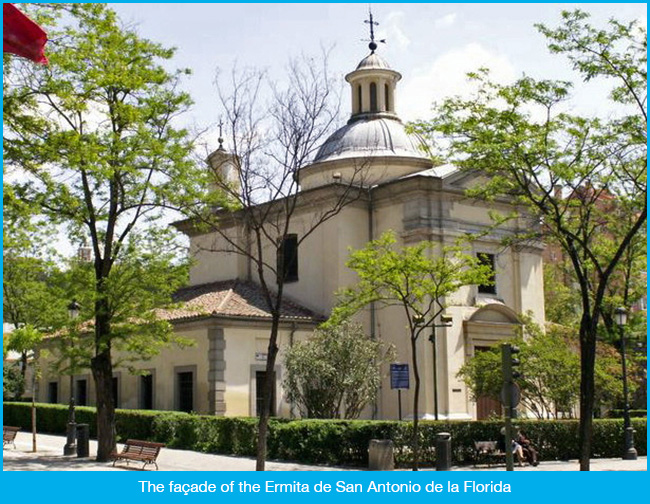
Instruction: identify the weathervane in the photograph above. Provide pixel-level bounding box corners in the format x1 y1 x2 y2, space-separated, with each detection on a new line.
363 7 386 53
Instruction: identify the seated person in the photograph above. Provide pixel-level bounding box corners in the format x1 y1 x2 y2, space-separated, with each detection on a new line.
500 427 525 466
516 430 539 466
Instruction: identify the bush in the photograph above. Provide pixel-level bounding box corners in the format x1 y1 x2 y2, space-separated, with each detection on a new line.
3 402 646 467
3 402 98 437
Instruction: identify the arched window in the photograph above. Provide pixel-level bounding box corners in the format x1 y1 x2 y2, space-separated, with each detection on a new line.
385 83 390 111
357 85 362 114
369 82 378 112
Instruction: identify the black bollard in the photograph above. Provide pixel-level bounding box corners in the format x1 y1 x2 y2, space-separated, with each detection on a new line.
436 432 452 471
76 423 89 458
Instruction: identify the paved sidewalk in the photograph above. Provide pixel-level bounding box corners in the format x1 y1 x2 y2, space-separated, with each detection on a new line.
3 432 646 471
2 432 349 471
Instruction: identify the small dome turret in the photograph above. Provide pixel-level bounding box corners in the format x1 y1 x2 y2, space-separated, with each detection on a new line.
345 51 401 120
297 12 433 190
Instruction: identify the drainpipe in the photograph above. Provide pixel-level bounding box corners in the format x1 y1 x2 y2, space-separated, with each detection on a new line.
288 321 297 419
368 186 379 420
368 187 376 341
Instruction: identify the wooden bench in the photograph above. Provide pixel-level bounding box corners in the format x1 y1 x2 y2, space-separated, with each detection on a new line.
473 441 506 467
111 439 165 470
3 426 20 449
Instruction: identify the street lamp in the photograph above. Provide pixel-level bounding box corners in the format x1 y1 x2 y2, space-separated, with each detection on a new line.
63 299 81 456
429 314 453 421
614 306 637 461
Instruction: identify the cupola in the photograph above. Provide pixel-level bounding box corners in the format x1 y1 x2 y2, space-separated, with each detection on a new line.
345 51 401 121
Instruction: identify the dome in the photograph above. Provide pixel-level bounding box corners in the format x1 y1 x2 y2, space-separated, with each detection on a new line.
355 52 392 71
313 117 430 164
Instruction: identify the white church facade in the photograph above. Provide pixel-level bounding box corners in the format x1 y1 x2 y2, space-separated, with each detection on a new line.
37 42 545 421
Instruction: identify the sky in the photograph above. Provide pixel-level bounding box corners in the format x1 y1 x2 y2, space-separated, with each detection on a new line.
109 2 648 146
6 2 647 261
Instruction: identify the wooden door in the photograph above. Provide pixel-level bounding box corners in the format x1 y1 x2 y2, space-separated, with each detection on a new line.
475 346 502 419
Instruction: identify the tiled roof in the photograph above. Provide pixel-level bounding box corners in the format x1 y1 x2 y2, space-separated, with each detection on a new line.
156 280 322 323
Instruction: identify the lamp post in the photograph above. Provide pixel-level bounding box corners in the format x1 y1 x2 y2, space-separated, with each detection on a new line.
63 299 80 456
428 315 453 421
614 306 637 461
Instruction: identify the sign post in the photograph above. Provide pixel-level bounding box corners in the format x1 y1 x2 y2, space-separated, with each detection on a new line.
390 363 409 421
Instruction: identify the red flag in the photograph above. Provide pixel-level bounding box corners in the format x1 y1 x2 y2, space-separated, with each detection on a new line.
3 3 48 64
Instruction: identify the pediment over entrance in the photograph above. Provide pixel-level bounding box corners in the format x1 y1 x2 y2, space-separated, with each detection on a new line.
463 303 521 349
468 303 520 324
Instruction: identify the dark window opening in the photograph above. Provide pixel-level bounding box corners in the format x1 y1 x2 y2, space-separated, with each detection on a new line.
177 371 194 413
112 376 119 408
277 234 298 283
385 84 390 111
357 85 362 114
48 382 58 404
370 82 378 112
477 253 497 294
140 374 153 410
255 371 276 417
75 379 87 406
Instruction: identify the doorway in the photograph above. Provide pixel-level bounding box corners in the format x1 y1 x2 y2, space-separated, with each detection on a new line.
475 346 502 420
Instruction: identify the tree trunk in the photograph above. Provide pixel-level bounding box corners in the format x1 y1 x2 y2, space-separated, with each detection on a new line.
578 315 598 471
31 373 37 453
410 335 420 471
256 315 280 471
91 348 115 461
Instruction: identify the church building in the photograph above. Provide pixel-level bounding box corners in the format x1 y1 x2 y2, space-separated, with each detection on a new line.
37 31 545 422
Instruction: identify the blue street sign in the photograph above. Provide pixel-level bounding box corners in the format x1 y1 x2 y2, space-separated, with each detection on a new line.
390 363 409 389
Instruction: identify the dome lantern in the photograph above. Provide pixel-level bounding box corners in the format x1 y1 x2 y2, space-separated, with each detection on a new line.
345 52 401 121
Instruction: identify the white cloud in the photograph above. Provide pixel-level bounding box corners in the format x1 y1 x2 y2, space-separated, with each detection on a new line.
378 11 410 52
434 13 457 30
398 43 517 122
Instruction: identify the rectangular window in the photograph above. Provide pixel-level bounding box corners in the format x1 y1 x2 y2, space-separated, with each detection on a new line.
75 378 88 406
255 371 276 417
48 382 58 404
477 253 497 294
370 82 378 112
177 371 194 413
357 85 362 114
140 374 154 410
277 234 298 283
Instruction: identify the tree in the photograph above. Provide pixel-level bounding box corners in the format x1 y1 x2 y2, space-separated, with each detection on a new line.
417 11 646 470
5 325 45 452
329 231 491 470
3 253 65 390
284 321 394 419
543 260 582 328
458 319 636 419
3 4 213 461
458 323 580 419
184 54 366 470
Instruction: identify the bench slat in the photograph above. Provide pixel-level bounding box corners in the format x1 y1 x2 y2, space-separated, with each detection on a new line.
473 440 506 467
111 439 165 470
3 426 20 448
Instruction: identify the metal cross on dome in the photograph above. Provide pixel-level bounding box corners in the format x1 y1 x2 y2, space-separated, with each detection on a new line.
217 119 224 150
363 8 386 53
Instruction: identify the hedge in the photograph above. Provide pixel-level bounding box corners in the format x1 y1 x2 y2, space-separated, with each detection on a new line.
4 402 646 467
606 409 647 419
